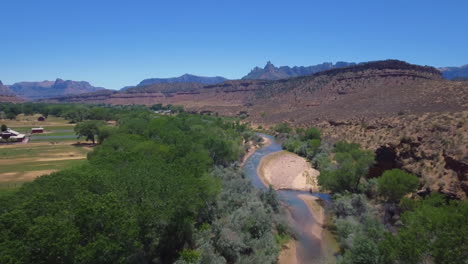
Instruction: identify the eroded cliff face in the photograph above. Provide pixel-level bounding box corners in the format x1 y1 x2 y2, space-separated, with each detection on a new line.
315 111 468 199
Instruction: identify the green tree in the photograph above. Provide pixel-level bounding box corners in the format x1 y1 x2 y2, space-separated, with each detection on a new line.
304 127 321 140
151 103 163 110
383 194 468 264
274 123 292 134
340 235 380 264
307 138 321 158
74 120 104 144
6 112 16 120
377 169 419 202
318 142 374 193
97 126 118 144
64 106 89 123
1 124 7 132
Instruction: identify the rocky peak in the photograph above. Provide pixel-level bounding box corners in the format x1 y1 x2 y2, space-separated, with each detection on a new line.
264 61 276 70
243 61 357 80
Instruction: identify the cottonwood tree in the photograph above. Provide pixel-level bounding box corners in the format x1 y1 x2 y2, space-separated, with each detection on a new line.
377 169 419 203
318 141 375 193
74 120 104 144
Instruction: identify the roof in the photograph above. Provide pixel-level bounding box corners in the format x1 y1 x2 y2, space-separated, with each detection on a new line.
3 129 25 138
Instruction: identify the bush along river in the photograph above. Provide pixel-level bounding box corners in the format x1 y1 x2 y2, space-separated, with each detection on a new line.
243 134 338 264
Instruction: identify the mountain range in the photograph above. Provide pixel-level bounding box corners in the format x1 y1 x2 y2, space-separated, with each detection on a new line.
137 74 228 87
0 81 14 95
242 61 356 80
5 79 104 100
438 65 468 80
2 61 468 102
47 60 465 120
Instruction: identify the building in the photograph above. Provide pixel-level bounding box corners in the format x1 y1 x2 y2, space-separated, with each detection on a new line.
31 127 44 134
0 128 26 142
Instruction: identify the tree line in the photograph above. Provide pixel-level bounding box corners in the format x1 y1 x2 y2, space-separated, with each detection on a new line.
0 105 288 263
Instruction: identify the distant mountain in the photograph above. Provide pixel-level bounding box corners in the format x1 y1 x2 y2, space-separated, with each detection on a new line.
438 65 468 80
120 86 136 91
138 74 228 86
0 80 23 102
8 79 105 100
242 61 356 80
0 80 14 96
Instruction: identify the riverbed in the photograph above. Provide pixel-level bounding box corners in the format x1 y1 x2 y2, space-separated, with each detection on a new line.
242 134 338 264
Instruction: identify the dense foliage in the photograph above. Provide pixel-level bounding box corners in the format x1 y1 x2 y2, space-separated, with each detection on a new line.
380 194 468 264
318 142 375 193
74 120 105 144
281 127 322 160
377 169 419 203
273 122 292 134
0 102 150 123
0 109 285 263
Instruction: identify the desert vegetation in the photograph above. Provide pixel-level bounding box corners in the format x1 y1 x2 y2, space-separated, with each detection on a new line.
275 125 467 264
318 141 467 264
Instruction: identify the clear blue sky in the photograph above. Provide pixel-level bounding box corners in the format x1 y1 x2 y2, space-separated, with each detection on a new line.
1 0 467 89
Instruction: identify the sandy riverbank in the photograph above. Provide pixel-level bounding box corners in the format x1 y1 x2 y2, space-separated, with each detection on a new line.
257 150 319 191
278 240 299 264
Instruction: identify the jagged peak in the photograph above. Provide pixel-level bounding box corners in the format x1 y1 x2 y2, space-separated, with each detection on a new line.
264 61 276 70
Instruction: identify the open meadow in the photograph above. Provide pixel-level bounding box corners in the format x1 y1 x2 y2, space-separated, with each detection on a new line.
0 114 92 194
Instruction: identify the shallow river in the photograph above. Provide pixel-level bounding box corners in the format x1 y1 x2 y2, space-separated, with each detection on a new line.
243 134 336 264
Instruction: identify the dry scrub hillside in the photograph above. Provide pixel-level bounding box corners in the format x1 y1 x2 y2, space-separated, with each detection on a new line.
312 111 468 199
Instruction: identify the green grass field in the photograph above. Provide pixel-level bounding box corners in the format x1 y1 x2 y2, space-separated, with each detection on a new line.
0 115 93 194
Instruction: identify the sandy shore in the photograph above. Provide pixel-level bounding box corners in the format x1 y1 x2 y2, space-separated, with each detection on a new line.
278 240 299 264
258 150 319 191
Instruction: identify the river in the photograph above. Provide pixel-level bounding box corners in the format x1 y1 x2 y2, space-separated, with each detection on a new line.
243 134 336 264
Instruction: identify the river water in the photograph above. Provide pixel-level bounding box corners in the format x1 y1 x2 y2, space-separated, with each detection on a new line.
243 134 336 264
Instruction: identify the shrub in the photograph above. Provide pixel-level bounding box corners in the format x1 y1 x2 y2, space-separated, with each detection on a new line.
377 169 419 202
304 127 321 140
318 142 375 193
274 123 292 134
339 235 380 264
